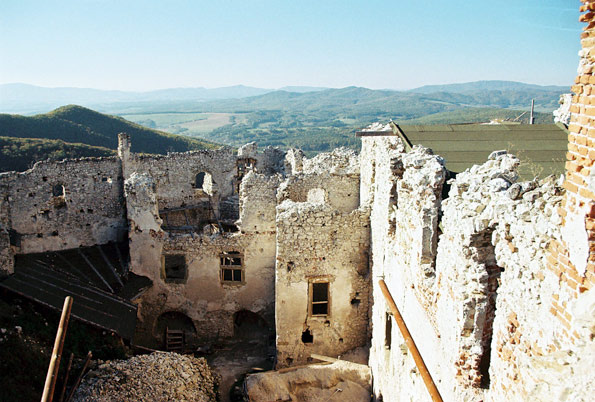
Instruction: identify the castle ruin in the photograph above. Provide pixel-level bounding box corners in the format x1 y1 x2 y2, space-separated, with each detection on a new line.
2 2 595 401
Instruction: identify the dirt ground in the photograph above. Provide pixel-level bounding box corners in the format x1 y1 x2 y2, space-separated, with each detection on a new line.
206 313 275 402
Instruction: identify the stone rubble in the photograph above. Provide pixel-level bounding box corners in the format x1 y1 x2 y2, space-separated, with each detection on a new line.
72 352 218 402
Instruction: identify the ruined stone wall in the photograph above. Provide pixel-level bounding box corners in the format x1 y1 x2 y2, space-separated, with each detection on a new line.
436 155 567 401
0 157 126 256
363 126 592 401
277 173 359 213
275 200 370 368
238 171 280 233
363 136 450 401
132 231 276 346
122 148 237 211
274 149 370 368
123 142 280 348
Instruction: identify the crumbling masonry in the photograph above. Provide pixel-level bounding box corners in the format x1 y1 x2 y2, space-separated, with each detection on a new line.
1 3 595 400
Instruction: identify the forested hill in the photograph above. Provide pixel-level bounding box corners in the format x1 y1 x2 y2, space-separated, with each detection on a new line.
192 85 565 117
408 80 568 94
0 105 220 171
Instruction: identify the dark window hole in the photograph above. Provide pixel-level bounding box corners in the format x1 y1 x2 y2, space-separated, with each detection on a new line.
301 329 313 344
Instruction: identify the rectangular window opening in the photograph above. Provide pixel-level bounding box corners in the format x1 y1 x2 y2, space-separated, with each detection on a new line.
163 254 187 283
310 282 329 316
220 251 244 284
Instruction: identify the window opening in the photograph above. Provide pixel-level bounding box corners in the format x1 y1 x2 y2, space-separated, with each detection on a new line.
301 328 313 343
52 184 65 197
385 312 392 349
195 172 206 188
236 158 257 191
193 172 213 195
162 254 187 283
310 282 329 316
220 251 244 284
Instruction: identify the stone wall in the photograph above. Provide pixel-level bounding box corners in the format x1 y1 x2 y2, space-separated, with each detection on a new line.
275 150 370 368
363 135 450 401
0 157 126 259
364 131 592 401
275 200 370 367
122 141 281 348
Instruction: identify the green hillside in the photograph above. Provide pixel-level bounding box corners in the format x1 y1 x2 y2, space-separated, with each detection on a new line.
0 105 219 153
0 136 115 172
0 105 220 171
114 85 562 155
398 107 553 125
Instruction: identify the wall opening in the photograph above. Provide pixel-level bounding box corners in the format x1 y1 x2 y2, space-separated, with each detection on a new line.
309 281 329 316
220 251 244 284
155 311 196 351
51 183 66 208
162 254 187 283
233 310 269 340
466 229 502 389
159 201 216 233
479 263 501 389
193 171 213 195
385 312 392 350
52 183 65 197
236 158 257 191
301 328 313 343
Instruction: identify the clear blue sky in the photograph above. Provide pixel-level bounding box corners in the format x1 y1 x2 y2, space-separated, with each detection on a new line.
0 0 582 91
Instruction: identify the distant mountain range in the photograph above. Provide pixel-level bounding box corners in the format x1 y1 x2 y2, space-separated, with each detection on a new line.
0 83 328 114
408 80 569 94
0 80 571 169
0 105 219 171
0 81 569 115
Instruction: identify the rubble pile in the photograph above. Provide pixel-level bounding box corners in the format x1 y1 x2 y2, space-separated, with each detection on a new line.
72 352 218 402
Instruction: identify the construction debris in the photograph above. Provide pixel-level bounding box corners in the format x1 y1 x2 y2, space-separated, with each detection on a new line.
71 352 218 402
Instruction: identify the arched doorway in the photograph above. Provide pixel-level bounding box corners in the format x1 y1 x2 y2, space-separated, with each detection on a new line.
155 311 197 352
233 310 269 340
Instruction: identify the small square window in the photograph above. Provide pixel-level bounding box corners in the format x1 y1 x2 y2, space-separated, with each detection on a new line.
220 252 244 284
163 254 187 283
310 282 329 316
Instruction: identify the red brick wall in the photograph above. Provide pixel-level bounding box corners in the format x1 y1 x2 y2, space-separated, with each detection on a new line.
548 0 595 343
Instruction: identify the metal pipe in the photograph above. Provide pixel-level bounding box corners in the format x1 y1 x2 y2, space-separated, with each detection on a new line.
378 280 443 402
41 296 73 402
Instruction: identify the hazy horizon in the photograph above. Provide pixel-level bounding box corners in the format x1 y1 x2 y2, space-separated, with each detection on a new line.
0 1 581 92
0 79 572 94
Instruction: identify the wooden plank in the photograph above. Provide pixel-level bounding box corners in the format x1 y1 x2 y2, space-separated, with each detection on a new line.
77 249 114 293
96 245 124 287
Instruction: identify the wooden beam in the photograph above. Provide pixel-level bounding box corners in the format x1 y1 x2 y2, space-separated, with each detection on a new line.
378 280 443 402
41 296 73 402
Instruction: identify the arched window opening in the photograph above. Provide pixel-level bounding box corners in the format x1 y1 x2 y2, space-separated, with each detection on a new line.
193 172 213 195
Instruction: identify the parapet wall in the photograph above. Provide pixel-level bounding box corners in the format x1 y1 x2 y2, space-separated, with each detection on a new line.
363 130 592 400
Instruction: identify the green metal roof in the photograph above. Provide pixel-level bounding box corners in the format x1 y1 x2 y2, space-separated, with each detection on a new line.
394 123 568 180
